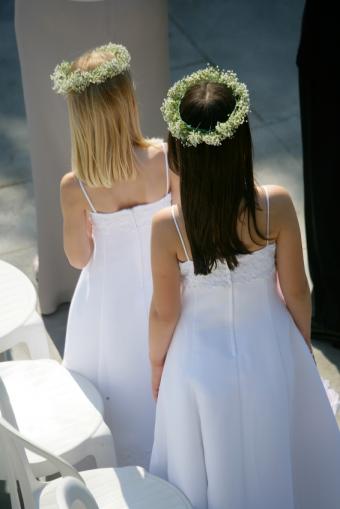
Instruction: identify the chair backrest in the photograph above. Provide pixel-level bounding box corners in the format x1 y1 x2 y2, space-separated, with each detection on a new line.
0 371 20 427
0 378 82 509
56 477 99 509
0 376 38 509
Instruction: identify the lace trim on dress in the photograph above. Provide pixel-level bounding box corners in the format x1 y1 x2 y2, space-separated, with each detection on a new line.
181 244 276 288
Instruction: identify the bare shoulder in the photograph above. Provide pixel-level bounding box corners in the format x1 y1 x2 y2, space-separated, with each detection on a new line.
150 140 176 176
60 171 79 190
263 185 298 233
60 172 83 207
152 205 178 239
135 140 165 172
266 185 296 214
151 206 180 259
152 206 173 230
147 139 166 161
265 185 293 205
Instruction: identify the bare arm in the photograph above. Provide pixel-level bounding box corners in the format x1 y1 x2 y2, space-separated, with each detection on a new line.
274 187 312 350
149 207 181 398
60 173 93 269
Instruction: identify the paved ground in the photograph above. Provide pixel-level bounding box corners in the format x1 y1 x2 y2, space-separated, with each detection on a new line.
1 0 340 470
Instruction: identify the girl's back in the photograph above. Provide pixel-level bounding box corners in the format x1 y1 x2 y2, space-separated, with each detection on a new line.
149 68 340 509
63 142 172 468
55 44 177 468
74 143 172 213
151 187 340 509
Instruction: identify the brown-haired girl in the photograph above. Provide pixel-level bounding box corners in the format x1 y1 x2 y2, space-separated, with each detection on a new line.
149 67 340 509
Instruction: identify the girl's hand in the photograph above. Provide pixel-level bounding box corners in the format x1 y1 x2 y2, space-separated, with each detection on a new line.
151 364 164 401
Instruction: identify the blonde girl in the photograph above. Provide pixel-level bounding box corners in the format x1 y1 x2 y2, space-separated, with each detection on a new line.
52 43 178 468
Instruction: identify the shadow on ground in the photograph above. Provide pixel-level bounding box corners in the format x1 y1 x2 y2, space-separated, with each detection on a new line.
314 339 340 370
43 303 70 358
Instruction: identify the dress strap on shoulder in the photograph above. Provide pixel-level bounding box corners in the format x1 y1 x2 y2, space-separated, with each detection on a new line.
262 186 270 245
171 205 190 262
162 142 170 196
78 179 96 213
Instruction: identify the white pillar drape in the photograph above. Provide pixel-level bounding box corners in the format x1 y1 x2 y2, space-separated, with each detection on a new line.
15 0 169 313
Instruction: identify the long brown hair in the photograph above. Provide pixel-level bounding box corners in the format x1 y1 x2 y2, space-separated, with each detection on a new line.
168 82 265 275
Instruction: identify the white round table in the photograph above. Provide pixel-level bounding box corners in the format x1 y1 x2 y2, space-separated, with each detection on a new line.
0 260 37 340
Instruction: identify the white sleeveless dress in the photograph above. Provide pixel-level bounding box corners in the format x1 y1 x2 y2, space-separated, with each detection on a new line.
63 145 171 468
150 190 340 509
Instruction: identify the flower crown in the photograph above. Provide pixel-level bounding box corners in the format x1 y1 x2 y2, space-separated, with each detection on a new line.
161 66 250 147
51 43 131 95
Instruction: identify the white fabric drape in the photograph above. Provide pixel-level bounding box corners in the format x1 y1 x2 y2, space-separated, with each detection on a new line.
15 0 169 313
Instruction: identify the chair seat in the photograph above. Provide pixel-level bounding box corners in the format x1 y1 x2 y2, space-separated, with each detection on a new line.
39 467 192 509
0 359 103 465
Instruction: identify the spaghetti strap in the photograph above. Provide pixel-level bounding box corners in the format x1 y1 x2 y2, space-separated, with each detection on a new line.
78 179 96 213
162 142 170 196
263 186 270 245
171 205 190 262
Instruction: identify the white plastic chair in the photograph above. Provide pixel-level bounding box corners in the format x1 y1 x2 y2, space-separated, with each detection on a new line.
0 260 50 359
0 359 116 478
56 478 99 509
0 413 192 509
1 310 50 359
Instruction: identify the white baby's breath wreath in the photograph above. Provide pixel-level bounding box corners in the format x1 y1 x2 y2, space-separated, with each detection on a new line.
161 66 250 147
51 43 131 95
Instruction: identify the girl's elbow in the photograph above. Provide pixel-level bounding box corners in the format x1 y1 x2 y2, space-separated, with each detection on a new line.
71 261 87 270
150 305 180 324
65 252 91 270
67 259 87 270
64 240 93 269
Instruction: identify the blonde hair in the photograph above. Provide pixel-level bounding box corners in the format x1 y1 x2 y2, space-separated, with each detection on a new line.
67 48 150 187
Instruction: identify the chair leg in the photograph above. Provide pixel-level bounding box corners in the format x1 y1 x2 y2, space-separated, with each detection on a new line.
87 421 117 468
